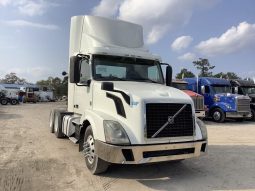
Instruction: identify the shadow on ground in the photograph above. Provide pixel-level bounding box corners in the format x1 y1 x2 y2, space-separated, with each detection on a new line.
101 145 255 191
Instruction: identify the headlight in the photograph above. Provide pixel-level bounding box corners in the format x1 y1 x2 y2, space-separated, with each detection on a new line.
103 120 130 145
226 104 231 109
196 118 207 140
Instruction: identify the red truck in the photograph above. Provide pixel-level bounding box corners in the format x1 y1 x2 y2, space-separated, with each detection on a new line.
172 80 206 118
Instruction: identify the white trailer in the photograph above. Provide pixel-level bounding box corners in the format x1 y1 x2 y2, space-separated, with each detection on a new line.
50 16 208 174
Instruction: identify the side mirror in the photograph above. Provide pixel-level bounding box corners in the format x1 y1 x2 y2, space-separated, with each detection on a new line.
234 87 238 94
69 56 80 83
101 82 114 91
201 85 205 94
165 65 172 86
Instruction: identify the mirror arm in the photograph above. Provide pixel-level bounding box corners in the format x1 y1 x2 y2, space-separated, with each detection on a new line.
76 80 91 87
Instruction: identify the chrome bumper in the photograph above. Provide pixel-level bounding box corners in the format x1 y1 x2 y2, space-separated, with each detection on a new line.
226 111 251 118
195 110 205 118
95 140 207 164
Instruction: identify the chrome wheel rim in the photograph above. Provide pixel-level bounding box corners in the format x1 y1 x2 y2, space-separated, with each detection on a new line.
84 135 95 164
213 111 221 121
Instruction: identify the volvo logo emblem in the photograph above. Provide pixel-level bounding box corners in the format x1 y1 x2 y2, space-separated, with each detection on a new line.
167 116 174 124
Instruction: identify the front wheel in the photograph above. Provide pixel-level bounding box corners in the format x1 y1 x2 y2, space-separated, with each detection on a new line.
0 98 8 105
212 108 225 123
83 126 109 174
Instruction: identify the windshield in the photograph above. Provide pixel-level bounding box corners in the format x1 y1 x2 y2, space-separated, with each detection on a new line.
172 82 188 90
93 55 164 84
211 85 231 94
241 87 255 95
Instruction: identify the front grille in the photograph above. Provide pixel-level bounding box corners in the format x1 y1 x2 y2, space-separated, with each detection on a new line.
191 96 204 111
237 98 250 112
146 103 194 138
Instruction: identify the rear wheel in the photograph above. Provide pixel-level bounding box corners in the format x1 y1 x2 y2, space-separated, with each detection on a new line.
10 99 18 105
212 108 225 123
83 126 109 174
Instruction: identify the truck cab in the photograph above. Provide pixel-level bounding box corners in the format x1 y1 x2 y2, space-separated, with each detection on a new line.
172 80 205 118
184 77 251 122
50 16 208 174
230 79 255 120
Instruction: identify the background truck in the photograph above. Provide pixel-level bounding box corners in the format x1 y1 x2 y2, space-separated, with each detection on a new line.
230 79 255 120
50 15 208 174
0 88 19 105
172 79 205 118
184 77 251 122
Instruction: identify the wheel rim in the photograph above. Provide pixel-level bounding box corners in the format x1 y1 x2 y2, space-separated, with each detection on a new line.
213 111 221 121
84 135 95 164
2 100 7 105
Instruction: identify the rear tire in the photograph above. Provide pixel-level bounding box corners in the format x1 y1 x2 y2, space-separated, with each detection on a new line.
83 126 109 174
10 99 18 105
212 108 225 123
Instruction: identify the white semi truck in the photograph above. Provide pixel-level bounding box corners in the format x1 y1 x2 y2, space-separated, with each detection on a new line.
50 15 208 174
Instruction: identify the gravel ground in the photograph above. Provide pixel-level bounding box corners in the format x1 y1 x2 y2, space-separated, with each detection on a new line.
0 102 255 191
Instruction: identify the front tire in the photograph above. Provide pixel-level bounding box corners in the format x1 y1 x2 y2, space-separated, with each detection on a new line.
83 126 109 174
0 98 8 105
212 108 225 123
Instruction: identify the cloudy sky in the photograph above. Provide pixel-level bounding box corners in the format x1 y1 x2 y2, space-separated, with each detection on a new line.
0 0 255 83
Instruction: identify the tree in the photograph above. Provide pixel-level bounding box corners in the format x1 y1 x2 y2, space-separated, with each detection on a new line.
36 76 67 98
193 58 215 77
176 68 195 79
214 72 240 79
1 72 27 84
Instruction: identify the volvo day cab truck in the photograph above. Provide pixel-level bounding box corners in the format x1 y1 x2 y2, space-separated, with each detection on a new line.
172 80 206 118
230 79 255 120
50 16 208 174
184 77 251 122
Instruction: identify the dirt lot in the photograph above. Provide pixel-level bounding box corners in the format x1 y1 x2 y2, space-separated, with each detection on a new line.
0 102 255 191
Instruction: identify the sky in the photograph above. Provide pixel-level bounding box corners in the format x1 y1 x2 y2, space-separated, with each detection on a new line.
0 0 255 83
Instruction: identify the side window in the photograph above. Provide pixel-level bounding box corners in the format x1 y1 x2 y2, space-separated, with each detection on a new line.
148 65 159 81
80 59 90 83
205 85 210 93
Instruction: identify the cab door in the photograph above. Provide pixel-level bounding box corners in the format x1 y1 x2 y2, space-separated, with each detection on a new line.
73 58 92 114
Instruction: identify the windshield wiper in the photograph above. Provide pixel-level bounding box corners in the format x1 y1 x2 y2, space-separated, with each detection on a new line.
134 78 160 83
100 76 127 81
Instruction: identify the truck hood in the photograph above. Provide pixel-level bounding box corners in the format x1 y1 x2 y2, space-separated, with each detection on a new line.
111 81 192 104
182 90 202 97
215 93 250 102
